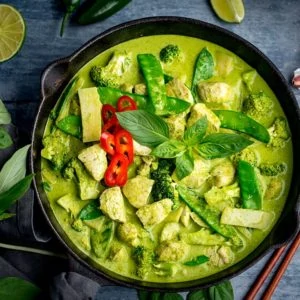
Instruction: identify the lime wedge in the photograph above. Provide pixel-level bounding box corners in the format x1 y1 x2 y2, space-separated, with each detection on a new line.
210 0 245 23
0 4 26 63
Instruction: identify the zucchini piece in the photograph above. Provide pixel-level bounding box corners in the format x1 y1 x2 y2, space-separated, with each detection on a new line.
78 87 102 143
221 207 273 230
56 193 86 218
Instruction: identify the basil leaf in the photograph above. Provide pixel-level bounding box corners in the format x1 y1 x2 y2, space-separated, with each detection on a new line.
183 255 209 266
184 117 208 146
0 100 11 125
0 144 30 193
192 47 214 99
152 140 186 158
208 280 234 300
116 110 169 148
56 115 82 139
0 212 15 221
161 293 184 300
0 127 13 149
196 133 253 159
0 174 34 214
78 199 103 220
187 290 208 300
176 151 194 180
0 277 41 300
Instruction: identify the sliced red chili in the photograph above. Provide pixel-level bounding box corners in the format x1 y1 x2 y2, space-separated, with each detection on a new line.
100 132 115 156
102 117 121 134
102 104 116 123
104 153 129 187
115 129 134 164
117 96 137 112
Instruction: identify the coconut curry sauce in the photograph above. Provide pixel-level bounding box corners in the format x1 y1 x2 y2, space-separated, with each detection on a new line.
41 35 293 282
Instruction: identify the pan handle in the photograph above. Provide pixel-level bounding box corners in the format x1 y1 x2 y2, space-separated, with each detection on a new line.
40 58 72 101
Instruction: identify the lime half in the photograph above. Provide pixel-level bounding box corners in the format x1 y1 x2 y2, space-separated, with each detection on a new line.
0 4 26 63
210 0 245 23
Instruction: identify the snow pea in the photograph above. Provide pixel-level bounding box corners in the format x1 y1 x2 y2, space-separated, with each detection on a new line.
56 115 82 139
214 110 270 143
60 0 81 36
238 160 262 210
75 0 131 25
137 54 168 115
177 185 242 246
98 87 190 115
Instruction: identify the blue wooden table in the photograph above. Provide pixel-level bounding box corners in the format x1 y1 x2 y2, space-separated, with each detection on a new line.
0 0 299 299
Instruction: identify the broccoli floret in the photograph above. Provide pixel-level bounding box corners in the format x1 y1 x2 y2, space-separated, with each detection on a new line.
231 148 259 167
242 91 274 121
132 246 153 278
159 44 180 63
150 159 176 201
41 129 84 170
268 117 290 148
90 51 131 87
63 158 101 200
259 162 287 176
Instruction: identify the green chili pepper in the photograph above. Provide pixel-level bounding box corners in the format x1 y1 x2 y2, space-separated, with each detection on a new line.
137 54 168 115
214 110 270 143
98 87 190 115
56 115 82 138
60 0 81 36
238 160 262 210
177 185 242 246
75 0 131 25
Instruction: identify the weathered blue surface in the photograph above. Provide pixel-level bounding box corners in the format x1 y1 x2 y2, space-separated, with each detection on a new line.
0 0 299 299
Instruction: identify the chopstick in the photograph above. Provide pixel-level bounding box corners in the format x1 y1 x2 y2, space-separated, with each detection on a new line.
245 231 300 300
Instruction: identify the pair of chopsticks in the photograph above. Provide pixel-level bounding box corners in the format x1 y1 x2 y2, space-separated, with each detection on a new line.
245 231 300 299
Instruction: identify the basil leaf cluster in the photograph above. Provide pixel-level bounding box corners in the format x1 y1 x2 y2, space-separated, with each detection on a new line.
117 110 254 180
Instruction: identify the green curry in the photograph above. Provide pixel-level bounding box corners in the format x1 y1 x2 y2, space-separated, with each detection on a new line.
41 35 292 282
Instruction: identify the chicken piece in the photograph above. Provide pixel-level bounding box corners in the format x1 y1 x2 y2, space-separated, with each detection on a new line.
117 223 139 246
122 175 154 208
173 157 211 189
187 103 221 133
78 144 107 181
134 83 147 95
210 159 235 188
197 82 234 108
133 140 152 156
136 198 173 227
165 114 186 140
156 241 188 262
160 222 181 242
165 78 194 105
100 187 126 223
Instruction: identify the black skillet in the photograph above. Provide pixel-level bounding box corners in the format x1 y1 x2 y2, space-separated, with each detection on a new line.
31 17 300 291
